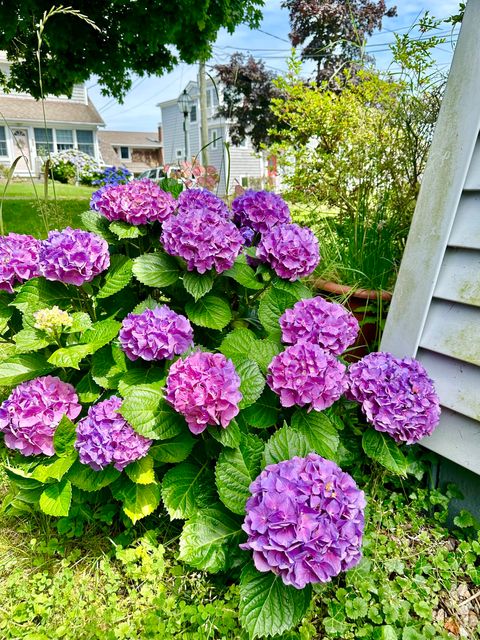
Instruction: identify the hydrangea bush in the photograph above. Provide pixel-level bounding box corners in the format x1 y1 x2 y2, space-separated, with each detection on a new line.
0 182 440 639
48 149 101 185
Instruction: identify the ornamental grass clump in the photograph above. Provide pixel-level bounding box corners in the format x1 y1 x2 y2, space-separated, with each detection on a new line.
0 181 442 639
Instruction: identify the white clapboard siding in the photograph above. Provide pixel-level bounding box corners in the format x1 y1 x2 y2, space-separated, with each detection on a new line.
380 0 480 474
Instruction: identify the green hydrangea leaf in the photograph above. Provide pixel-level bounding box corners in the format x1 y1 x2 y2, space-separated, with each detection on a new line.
251 339 282 374
263 425 312 466
91 345 128 389
215 433 264 514
239 561 312 639
67 461 120 492
119 387 184 440
80 318 121 349
81 210 117 242
149 431 196 463
0 292 12 334
208 419 242 448
0 354 54 386
112 479 161 524
161 462 215 520
97 255 133 299
241 387 281 429
131 296 159 314
231 357 265 410
185 294 232 330
362 429 408 477
39 479 72 517
219 328 257 361
32 453 76 482
182 270 215 301
66 312 92 333
76 372 102 404
11 278 75 317
271 276 313 300
291 409 340 460
53 415 77 457
258 288 297 336
48 344 95 369
132 253 180 288
179 506 244 573
14 328 52 353
109 220 147 239
117 367 165 395
124 455 155 485
223 255 264 290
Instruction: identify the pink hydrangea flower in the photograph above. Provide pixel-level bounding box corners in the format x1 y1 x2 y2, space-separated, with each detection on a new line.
91 179 176 225
241 454 366 588
75 396 152 471
0 233 41 293
161 210 244 274
0 376 81 456
347 352 441 444
119 305 193 361
279 296 359 355
39 227 110 286
267 343 347 411
165 351 242 434
176 188 230 218
256 223 320 281
232 190 290 234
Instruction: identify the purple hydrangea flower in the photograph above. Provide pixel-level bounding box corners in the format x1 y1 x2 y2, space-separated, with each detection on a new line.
256 223 320 281
119 305 193 362
0 376 81 456
165 351 242 435
280 297 359 356
75 396 152 471
161 210 244 274
0 233 41 293
267 343 347 411
39 227 110 286
347 352 441 444
176 188 230 218
91 179 176 225
241 454 366 588
232 190 290 234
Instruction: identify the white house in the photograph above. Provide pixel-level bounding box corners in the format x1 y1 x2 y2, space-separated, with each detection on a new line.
0 53 104 177
158 77 273 196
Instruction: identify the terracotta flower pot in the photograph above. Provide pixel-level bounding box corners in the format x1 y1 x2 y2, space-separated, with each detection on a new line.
313 279 393 361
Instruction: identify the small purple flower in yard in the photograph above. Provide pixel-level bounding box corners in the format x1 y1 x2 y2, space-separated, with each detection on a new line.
0 376 81 456
91 179 176 225
176 188 230 218
241 454 366 588
39 227 110 286
256 223 320 281
0 233 41 292
75 396 152 471
347 352 441 444
165 351 242 435
161 210 244 274
280 296 359 355
119 305 193 362
232 190 290 234
267 342 347 411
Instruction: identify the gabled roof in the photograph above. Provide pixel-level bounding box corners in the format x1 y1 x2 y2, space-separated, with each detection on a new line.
0 95 104 125
98 130 161 148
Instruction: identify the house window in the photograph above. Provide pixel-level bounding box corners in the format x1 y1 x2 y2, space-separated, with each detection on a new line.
206 87 219 109
176 149 184 159
209 128 222 150
34 128 54 155
56 129 74 151
76 130 94 157
241 176 249 188
0 127 7 157
190 105 197 123
120 146 130 160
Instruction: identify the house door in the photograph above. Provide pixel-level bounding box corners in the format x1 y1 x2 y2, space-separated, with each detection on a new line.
11 128 32 174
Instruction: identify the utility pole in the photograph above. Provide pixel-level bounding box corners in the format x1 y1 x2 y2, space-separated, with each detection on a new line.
199 61 209 168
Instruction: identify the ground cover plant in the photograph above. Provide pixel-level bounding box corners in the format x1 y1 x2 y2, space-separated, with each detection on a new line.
0 180 444 638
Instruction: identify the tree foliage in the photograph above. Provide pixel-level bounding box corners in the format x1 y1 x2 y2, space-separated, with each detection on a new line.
214 54 286 151
0 1 263 99
282 0 397 85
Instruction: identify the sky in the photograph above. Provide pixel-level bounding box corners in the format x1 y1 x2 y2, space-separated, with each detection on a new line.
88 0 462 132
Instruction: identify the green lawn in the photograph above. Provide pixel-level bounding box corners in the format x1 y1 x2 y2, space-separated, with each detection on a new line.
0 181 93 237
1 180 95 199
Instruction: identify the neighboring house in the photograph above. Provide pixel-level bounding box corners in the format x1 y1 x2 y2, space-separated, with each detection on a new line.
0 54 103 177
158 78 272 196
97 130 163 176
